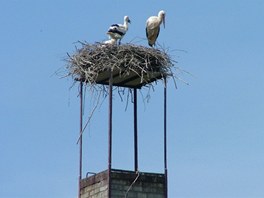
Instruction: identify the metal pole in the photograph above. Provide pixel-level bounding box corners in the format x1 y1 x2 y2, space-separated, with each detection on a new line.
164 78 168 198
108 71 113 198
78 82 83 198
133 88 138 172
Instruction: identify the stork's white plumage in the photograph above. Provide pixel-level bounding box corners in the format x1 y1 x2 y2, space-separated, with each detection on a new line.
146 10 166 47
107 16 131 45
103 38 118 45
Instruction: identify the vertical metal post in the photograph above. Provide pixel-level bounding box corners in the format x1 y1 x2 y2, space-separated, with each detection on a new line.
108 71 113 198
164 78 168 198
133 88 138 172
78 82 83 198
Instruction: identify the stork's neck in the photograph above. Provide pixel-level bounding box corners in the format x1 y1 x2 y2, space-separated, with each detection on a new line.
123 21 129 30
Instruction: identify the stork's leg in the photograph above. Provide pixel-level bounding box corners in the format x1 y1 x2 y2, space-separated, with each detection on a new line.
118 39 122 45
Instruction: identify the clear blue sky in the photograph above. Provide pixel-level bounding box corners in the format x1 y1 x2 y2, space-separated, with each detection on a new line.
1 0 264 198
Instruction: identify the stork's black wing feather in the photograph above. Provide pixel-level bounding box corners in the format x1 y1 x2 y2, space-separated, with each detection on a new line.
146 27 149 38
108 27 125 36
111 24 120 27
156 26 160 40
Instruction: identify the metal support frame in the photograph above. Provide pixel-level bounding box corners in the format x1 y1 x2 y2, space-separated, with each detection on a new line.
108 71 113 198
164 78 168 198
78 82 83 198
133 88 138 172
77 75 169 198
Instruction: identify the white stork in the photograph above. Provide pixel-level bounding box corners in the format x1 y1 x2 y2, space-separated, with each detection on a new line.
146 10 166 47
107 16 131 45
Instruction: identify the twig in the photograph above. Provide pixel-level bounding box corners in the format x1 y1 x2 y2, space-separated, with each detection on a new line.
76 89 102 144
124 171 140 198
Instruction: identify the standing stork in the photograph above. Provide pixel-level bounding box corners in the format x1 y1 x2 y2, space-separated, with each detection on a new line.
146 10 166 47
107 16 131 45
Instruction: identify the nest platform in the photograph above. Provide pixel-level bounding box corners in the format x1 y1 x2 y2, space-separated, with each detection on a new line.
66 42 174 89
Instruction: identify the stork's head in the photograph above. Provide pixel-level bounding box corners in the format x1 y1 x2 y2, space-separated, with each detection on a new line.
158 10 166 28
124 16 131 24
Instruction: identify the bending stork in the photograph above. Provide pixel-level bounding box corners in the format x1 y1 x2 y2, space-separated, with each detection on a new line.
107 16 131 45
146 10 166 47
103 38 118 45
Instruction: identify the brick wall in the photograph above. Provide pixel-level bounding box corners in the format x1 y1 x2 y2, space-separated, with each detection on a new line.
80 170 108 198
80 169 166 198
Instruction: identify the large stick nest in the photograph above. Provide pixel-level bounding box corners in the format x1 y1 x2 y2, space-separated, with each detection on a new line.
66 42 175 88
